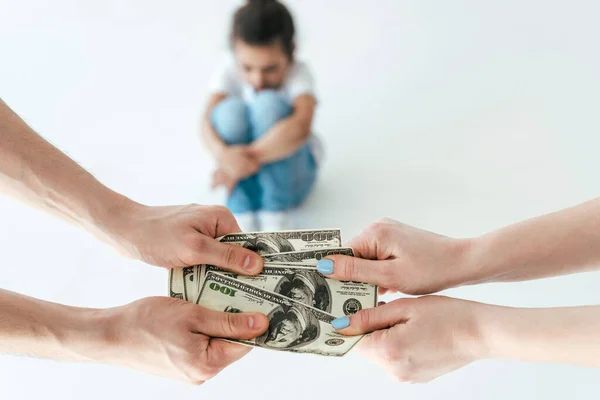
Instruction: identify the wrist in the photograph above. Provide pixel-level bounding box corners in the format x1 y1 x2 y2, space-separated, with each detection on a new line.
448 234 507 289
457 301 495 362
86 190 143 257
428 237 482 291
214 143 228 162
475 304 532 362
246 144 265 165
51 305 119 363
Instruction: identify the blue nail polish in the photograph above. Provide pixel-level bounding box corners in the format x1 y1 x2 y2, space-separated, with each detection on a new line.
317 259 334 274
331 317 350 330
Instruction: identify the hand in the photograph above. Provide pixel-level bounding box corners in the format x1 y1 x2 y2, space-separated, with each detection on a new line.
333 296 488 383
318 218 472 295
217 145 260 182
99 296 268 384
211 168 239 195
104 203 263 271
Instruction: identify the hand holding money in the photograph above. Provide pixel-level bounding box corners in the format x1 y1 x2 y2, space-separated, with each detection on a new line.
169 229 378 357
331 296 492 383
93 296 268 384
118 204 263 271
318 219 467 296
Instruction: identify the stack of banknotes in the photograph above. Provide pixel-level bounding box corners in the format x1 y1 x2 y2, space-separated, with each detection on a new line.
168 229 377 356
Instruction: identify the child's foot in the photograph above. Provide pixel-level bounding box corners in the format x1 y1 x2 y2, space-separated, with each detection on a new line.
234 212 259 232
258 210 292 232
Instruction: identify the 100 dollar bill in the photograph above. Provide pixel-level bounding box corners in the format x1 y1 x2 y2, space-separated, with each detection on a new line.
200 256 377 317
197 272 363 356
188 229 343 301
168 268 184 300
263 247 355 266
172 229 343 301
216 229 342 255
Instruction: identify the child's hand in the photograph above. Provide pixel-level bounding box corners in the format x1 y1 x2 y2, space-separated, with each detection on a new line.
211 168 238 194
217 145 260 182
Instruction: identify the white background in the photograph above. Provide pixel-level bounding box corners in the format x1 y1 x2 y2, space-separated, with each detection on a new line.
2 0 600 398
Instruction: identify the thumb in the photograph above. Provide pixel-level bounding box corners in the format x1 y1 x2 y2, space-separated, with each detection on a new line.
317 255 394 287
197 308 269 340
331 299 411 336
201 240 264 275
196 207 264 274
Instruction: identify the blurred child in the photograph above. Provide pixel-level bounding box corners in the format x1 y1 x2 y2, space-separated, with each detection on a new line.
201 0 320 231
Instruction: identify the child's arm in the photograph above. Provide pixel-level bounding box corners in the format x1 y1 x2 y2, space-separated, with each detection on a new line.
201 93 259 186
248 94 316 164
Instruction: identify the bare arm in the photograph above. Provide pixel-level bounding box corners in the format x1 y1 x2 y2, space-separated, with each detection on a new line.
333 296 600 383
482 304 600 367
0 288 267 382
0 99 132 247
248 94 315 164
464 197 600 285
0 99 263 271
324 197 600 295
0 289 109 362
201 93 259 190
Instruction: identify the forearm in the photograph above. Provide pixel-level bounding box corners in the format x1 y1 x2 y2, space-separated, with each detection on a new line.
0 289 113 362
201 117 227 160
458 198 600 286
0 100 137 243
477 304 600 367
248 115 310 164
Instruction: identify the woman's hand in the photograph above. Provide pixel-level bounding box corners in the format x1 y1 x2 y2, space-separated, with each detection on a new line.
318 218 472 295
333 296 489 383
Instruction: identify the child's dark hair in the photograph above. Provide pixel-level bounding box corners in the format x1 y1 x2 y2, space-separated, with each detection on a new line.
231 0 296 59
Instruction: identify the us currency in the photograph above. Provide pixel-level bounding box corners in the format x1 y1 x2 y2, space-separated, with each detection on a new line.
190 229 343 297
263 247 355 266
197 271 363 356
199 264 376 317
216 229 342 255
174 229 342 302
168 268 184 300
182 266 198 302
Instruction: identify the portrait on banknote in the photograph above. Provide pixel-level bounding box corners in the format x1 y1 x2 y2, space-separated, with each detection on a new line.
256 304 320 349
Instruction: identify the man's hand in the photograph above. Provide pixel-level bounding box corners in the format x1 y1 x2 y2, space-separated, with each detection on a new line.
105 203 263 272
0 100 260 273
0 290 268 384
101 297 268 384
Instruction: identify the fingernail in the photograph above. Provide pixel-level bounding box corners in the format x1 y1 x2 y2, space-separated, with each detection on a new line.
331 316 350 330
243 255 260 272
248 315 255 329
317 259 334 274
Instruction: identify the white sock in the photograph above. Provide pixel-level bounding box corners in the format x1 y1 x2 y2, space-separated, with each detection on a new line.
234 212 259 232
258 210 293 232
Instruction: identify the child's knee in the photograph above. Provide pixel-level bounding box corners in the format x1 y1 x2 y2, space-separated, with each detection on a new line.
211 97 249 144
250 90 292 128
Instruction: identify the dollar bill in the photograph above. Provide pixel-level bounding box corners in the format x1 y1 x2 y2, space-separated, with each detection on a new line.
263 247 355 266
182 266 197 302
168 268 184 300
197 271 363 356
216 229 342 255
173 229 343 301
199 264 376 317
